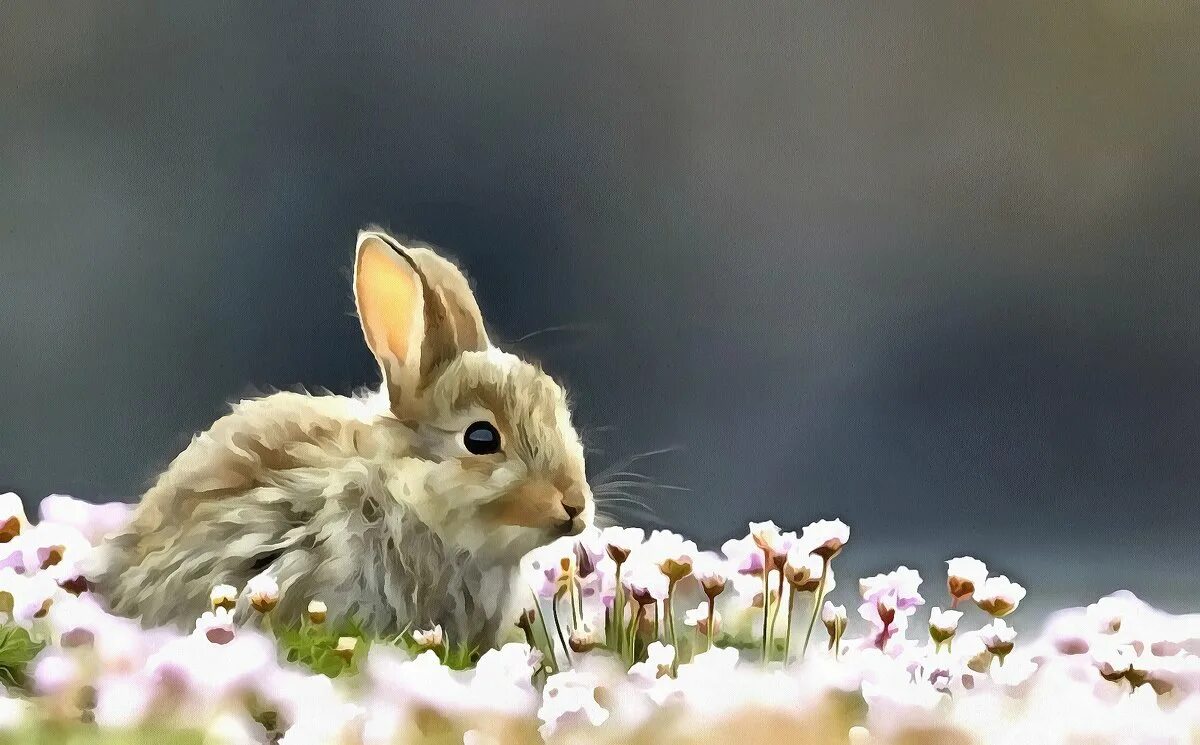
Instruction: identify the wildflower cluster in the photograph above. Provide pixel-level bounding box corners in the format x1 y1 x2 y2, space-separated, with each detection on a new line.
0 492 1198 743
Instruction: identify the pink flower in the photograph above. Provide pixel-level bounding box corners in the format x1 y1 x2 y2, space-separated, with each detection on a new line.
860 566 924 611
622 562 669 604
720 535 767 576
800 518 850 560
600 526 644 563
644 530 698 583
195 607 236 645
37 494 133 546
946 557 988 607
537 669 609 738
974 575 1026 618
0 493 28 544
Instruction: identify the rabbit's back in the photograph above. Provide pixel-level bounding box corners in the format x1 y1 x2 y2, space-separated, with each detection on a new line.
94 391 516 643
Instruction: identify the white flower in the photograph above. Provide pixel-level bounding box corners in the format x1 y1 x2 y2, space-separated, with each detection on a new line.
307 600 327 624
629 641 676 684
32 650 81 696
683 603 720 636
946 557 988 605
0 494 27 544
822 601 848 626
974 575 1026 617
0 569 58 627
929 607 964 644
747 520 782 553
800 518 850 560
210 584 238 612
692 553 728 599
622 562 669 604
537 669 609 738
600 526 644 563
784 546 825 591
569 622 602 653
413 624 444 651
36 494 133 545
978 618 1017 659
860 566 924 611
196 607 236 645
823 602 848 648
522 541 575 599
245 573 279 613
469 643 542 716
334 636 358 661
644 530 697 583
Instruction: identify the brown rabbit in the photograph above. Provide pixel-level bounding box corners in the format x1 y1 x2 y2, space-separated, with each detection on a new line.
93 229 593 647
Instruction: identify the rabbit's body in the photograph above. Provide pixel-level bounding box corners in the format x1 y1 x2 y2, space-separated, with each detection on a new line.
94 231 593 647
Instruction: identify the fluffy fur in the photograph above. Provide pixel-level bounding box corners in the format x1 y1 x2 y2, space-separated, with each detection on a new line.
92 231 593 648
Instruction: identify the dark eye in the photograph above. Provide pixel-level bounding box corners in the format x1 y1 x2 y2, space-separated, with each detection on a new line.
463 421 501 455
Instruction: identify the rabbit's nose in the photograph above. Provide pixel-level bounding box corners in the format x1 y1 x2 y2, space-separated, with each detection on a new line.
561 489 586 520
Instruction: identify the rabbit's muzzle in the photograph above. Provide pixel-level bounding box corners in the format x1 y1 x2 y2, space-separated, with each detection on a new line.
480 478 591 536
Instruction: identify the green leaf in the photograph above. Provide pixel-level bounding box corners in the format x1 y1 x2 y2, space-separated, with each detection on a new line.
0 624 45 690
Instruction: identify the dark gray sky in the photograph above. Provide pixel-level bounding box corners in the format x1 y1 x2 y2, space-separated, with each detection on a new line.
3 3 1199 620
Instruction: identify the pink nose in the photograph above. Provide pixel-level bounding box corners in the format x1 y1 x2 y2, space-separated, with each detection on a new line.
561 489 586 519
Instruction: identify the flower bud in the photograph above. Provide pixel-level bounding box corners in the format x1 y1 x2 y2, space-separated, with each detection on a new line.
210 584 238 612
246 574 280 614
307 600 327 625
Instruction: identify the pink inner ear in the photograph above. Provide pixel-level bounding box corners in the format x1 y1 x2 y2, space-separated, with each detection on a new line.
355 240 425 402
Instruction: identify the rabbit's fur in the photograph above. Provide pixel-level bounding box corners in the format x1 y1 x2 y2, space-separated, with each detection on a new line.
93 230 593 647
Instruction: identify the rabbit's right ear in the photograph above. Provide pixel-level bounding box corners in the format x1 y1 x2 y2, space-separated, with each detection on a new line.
354 232 427 413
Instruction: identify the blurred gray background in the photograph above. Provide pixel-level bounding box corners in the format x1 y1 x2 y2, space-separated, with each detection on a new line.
3 3 1198 620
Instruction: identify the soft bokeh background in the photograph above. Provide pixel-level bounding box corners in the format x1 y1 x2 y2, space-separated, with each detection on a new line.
2 3 1198 620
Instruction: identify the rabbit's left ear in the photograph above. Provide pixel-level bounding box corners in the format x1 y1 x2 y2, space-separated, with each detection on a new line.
354 230 490 412
403 246 490 359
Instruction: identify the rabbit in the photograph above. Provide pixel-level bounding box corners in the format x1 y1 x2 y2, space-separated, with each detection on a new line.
91 229 594 648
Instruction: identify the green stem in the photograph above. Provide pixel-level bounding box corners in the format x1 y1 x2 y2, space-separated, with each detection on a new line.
801 557 830 660
627 604 644 665
652 601 660 640
782 584 797 664
767 570 785 662
706 598 716 652
612 562 624 655
551 594 571 669
760 551 771 664
530 590 558 672
569 573 581 626
665 587 678 672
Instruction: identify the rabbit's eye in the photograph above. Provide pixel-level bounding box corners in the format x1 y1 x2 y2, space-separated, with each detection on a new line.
463 421 501 455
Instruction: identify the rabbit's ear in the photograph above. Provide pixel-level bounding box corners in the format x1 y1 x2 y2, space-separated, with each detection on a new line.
404 246 490 356
354 231 491 412
354 231 427 410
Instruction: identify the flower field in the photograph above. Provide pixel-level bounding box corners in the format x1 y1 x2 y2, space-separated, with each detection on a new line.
0 493 1197 744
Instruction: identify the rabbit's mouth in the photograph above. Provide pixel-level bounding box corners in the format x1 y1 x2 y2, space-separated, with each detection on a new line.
558 515 586 537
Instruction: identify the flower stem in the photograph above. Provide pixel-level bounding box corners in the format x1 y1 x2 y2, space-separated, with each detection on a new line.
569 573 581 627
627 604 644 664
665 586 679 673
551 593 571 669
801 557 830 660
612 562 624 655
767 570 786 662
530 590 558 672
706 598 716 652
760 551 771 664
782 584 797 664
